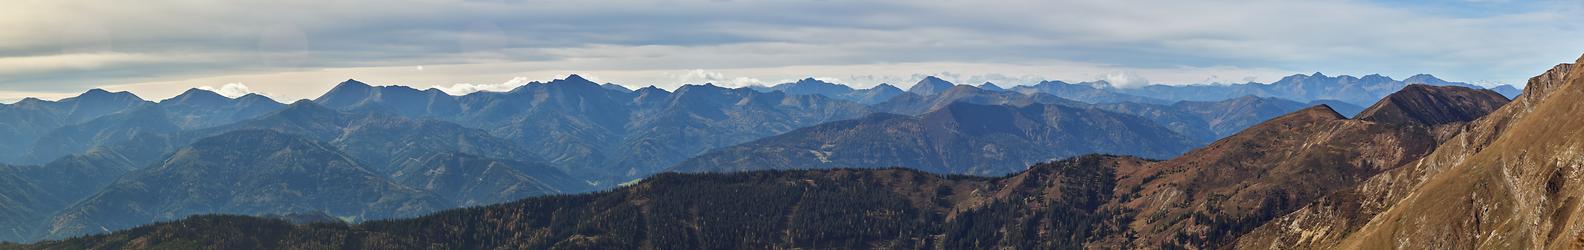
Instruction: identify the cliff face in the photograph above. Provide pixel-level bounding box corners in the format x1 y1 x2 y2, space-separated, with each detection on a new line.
1236 55 1584 249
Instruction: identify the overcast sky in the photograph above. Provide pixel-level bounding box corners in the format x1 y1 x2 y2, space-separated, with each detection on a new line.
3 0 1582 102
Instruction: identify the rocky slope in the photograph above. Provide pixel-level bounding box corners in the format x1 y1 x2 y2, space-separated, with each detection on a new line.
1235 56 1584 249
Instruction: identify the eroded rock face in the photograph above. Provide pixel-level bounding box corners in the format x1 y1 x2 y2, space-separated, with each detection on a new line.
1235 55 1584 250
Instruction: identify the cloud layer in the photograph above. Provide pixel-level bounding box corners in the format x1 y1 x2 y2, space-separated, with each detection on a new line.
3 0 1582 102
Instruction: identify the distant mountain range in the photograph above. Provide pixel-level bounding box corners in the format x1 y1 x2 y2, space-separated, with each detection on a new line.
15 75 1525 248
0 69 1524 244
751 73 1519 107
672 102 1195 175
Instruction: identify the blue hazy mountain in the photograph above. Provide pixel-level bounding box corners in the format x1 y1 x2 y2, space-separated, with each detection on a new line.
2 89 285 164
0 89 151 162
753 78 904 104
977 82 1006 91
0 153 136 242
1007 80 1172 104
0 72 1496 244
1094 96 1366 143
389 152 584 207
874 85 1089 115
671 102 1195 175
158 89 286 128
312 75 874 185
1490 84 1522 99
906 76 958 96
12 102 588 241
1113 73 1490 107
16 80 1520 249
42 130 451 239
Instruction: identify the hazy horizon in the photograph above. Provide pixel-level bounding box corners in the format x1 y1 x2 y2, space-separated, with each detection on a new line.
3 0 1581 102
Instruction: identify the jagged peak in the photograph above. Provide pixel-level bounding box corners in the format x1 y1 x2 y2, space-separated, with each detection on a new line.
1354 84 1508 126
795 77 825 84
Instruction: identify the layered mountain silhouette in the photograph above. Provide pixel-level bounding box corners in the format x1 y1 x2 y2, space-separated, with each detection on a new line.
0 101 588 241
1094 95 1366 143
751 78 905 104
0 64 1545 248
309 75 874 184
0 153 135 242
1007 80 1172 104
42 130 450 239
873 84 1088 115
671 102 1194 175
13 64 1525 248
1115 73 1491 107
0 89 150 162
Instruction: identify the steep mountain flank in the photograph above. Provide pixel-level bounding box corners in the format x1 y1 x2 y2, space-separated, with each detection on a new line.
1236 56 1584 249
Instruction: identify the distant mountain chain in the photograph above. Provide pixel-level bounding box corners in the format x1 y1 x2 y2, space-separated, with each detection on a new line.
752 73 1520 107
9 70 1531 248
0 70 1524 245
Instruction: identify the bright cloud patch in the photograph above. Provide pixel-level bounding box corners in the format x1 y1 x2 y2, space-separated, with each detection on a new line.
197 83 257 98
1100 72 1150 89
433 77 536 95
673 69 767 88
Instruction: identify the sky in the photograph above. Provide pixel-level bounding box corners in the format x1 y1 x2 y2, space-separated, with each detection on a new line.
2 0 1583 102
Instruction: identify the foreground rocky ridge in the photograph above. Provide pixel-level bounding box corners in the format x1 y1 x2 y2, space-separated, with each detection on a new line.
1236 56 1584 249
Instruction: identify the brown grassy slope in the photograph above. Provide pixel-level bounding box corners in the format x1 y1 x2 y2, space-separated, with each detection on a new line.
1235 56 1584 249
1110 84 1509 248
